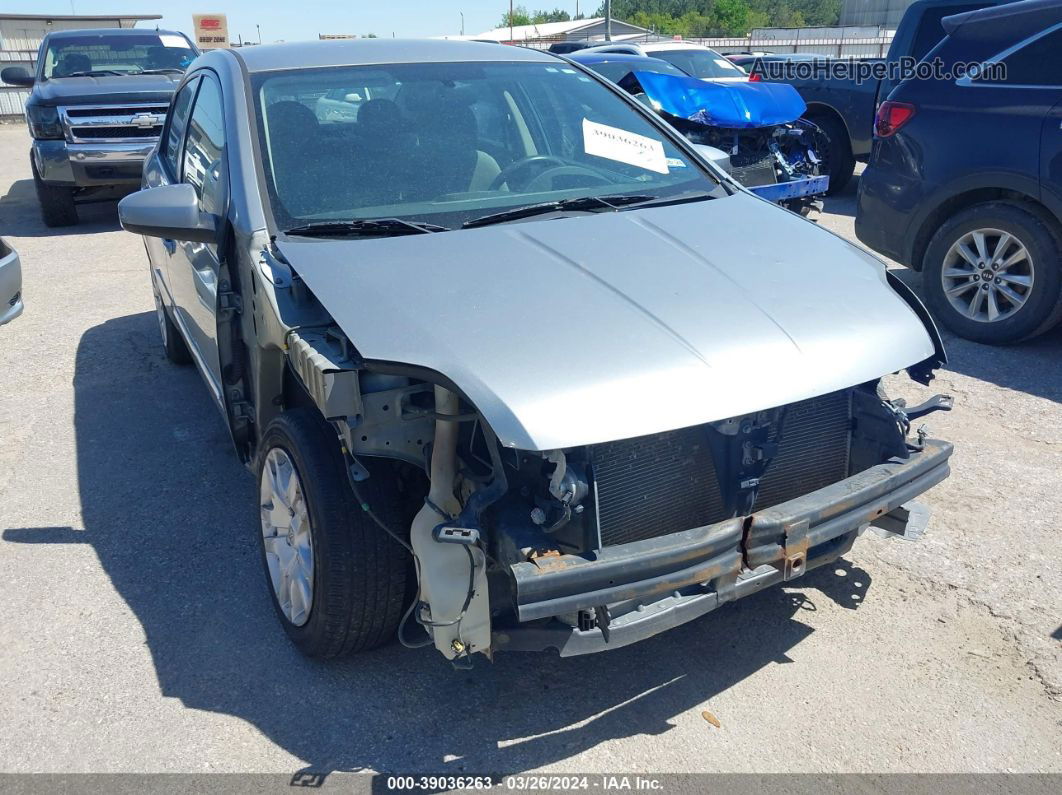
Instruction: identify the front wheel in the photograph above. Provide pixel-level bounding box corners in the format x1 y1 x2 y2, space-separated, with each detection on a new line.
256 409 411 658
154 289 191 365
31 156 78 227
922 202 1062 344
811 114 854 196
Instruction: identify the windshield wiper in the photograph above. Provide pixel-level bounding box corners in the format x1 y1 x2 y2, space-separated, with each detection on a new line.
461 194 655 229
58 70 127 78
283 218 450 238
135 68 186 75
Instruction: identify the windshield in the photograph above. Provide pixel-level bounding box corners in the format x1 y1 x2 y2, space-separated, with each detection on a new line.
43 33 196 78
582 59 686 84
650 49 746 79
253 60 723 231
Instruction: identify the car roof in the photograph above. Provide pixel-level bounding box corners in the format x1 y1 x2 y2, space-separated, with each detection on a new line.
232 38 556 73
640 41 719 52
45 27 189 40
569 52 673 66
942 0 1061 35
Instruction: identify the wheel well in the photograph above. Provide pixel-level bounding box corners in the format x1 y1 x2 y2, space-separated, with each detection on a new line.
804 104 850 149
909 189 1062 272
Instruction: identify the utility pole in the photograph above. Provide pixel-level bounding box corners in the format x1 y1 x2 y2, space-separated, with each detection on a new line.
510 0 514 43
256 24 262 44
460 11 464 35
604 0 612 41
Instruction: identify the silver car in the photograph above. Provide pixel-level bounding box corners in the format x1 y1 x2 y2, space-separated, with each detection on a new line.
119 40 954 666
0 238 22 326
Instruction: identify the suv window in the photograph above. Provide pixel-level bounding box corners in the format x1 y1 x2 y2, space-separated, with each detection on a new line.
992 27 1062 87
182 75 227 214
164 77 199 177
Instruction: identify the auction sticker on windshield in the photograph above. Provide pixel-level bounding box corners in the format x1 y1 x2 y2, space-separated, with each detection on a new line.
582 118 668 175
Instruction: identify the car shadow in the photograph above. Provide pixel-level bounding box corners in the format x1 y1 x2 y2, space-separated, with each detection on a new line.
0 178 125 237
3 312 873 776
888 267 1062 404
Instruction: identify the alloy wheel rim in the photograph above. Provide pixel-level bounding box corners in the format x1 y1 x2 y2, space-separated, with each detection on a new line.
260 447 314 626
941 228 1034 323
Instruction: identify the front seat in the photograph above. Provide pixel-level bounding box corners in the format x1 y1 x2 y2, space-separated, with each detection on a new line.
352 98 418 205
409 97 500 199
264 101 324 215
54 53 91 76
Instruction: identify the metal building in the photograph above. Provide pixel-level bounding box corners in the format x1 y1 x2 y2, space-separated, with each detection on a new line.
841 0 917 27
0 13 161 117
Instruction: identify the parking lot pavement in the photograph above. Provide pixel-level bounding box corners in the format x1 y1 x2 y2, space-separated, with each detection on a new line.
0 125 1059 775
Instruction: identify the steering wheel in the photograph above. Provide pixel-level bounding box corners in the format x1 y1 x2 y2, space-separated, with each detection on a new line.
524 165 613 193
488 155 569 191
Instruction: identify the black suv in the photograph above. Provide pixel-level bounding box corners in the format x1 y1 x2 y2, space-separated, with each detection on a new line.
855 0 1062 344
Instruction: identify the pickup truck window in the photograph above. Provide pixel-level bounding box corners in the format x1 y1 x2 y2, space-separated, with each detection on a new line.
183 76 227 215
254 61 721 231
164 77 199 179
42 33 195 78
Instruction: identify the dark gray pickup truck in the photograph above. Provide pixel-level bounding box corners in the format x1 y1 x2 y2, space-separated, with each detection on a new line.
2 27 197 227
752 0 1010 193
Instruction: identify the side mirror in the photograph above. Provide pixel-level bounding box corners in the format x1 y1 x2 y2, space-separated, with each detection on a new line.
692 143 733 177
118 183 217 243
1 66 33 87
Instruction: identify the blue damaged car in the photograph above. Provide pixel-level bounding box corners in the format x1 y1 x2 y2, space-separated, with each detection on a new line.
571 52 829 213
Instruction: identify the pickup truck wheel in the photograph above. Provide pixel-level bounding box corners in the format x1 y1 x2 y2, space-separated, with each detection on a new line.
923 203 1062 344
31 157 78 228
256 409 410 658
154 290 192 365
812 115 854 196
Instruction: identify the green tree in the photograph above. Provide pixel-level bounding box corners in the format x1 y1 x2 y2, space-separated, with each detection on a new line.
500 5 534 26
532 8 573 23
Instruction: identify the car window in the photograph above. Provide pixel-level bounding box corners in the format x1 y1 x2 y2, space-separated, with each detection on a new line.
163 76 199 178
585 60 685 84
182 75 227 215
648 49 744 79
985 27 1062 87
254 60 722 230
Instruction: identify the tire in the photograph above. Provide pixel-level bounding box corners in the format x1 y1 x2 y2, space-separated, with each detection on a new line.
31 156 78 228
922 202 1062 344
812 114 854 196
153 288 192 365
256 408 411 658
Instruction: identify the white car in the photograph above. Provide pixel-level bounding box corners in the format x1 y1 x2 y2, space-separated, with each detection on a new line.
0 237 22 325
580 41 749 82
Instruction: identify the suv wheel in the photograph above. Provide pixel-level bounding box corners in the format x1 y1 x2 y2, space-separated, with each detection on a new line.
256 409 411 658
923 202 1062 344
31 156 78 228
154 289 192 364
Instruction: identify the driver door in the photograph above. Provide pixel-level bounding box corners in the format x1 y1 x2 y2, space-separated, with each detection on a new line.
168 72 228 404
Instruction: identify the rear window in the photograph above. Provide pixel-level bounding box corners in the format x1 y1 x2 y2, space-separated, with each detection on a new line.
987 26 1062 87
650 49 745 79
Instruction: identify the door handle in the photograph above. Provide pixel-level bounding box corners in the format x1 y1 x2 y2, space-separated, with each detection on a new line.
163 239 176 254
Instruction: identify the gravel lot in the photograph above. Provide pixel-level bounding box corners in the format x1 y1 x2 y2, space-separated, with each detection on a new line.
0 124 1059 775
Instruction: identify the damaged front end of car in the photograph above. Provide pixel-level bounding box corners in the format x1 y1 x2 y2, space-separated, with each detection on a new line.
631 71 829 214
284 324 952 667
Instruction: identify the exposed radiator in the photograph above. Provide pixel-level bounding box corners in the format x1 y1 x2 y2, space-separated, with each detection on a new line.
591 425 725 547
591 391 852 547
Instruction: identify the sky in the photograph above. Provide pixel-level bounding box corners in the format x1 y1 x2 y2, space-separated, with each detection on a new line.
22 1 597 42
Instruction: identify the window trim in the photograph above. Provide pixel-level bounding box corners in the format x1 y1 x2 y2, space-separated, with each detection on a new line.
955 21 1062 90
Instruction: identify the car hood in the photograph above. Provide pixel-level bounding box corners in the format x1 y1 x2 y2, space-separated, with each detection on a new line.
636 71 807 128
31 74 181 107
277 192 937 451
